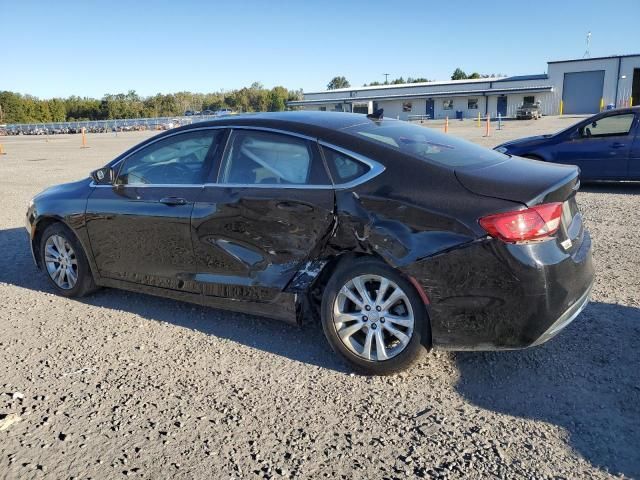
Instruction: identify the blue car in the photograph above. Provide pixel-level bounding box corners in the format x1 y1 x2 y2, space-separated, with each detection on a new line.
494 107 640 181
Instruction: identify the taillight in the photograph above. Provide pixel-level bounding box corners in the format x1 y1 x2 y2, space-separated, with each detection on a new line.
479 202 562 243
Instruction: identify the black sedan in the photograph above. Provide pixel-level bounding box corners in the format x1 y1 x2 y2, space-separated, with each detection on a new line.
26 112 594 374
494 107 640 181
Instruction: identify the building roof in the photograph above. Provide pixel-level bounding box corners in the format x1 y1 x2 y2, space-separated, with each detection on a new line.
288 85 554 106
547 53 640 64
493 74 548 82
303 74 548 96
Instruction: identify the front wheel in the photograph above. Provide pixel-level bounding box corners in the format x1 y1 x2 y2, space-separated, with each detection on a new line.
321 258 429 375
40 223 97 298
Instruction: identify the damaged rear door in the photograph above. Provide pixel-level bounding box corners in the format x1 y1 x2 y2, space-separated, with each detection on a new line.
191 128 335 320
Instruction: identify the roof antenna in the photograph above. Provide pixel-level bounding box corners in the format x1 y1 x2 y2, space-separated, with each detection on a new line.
583 31 591 58
367 108 384 120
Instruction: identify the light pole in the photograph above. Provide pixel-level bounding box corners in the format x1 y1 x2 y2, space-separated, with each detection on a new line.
383 73 390 84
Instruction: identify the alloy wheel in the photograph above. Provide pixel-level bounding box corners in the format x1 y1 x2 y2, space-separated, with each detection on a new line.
44 234 78 290
333 274 415 361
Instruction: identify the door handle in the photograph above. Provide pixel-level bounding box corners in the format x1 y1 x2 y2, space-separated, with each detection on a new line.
160 196 187 206
276 201 313 212
611 142 626 149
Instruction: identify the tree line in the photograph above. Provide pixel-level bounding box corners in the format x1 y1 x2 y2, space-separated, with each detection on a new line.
326 76 431 89
450 68 503 80
326 69 506 90
0 83 303 124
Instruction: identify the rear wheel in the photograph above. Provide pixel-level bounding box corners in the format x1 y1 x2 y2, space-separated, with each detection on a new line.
321 258 428 375
40 223 97 298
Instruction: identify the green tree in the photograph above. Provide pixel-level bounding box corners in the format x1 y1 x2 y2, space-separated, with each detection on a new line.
49 99 67 122
451 68 468 80
267 86 288 111
468 72 481 79
365 77 431 86
0 91 26 123
327 76 350 90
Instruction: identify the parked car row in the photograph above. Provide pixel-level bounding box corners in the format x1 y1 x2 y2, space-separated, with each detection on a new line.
184 109 234 117
1 119 191 136
2 113 239 136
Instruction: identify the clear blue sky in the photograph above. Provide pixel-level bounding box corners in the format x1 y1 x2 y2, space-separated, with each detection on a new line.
2 0 639 99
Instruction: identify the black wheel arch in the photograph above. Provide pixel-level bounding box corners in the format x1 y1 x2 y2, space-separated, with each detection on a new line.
296 252 433 349
32 216 94 277
32 216 67 269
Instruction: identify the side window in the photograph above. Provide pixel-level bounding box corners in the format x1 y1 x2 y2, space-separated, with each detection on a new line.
322 146 370 184
116 130 221 185
220 130 329 185
579 114 635 138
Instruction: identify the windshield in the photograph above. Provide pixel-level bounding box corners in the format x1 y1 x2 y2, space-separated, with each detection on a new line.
343 120 509 168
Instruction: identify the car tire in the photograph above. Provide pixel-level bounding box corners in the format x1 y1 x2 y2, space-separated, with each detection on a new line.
320 258 429 375
39 223 97 298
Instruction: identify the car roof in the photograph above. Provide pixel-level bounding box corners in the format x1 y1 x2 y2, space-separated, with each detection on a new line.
109 111 402 168
177 111 391 138
601 106 640 115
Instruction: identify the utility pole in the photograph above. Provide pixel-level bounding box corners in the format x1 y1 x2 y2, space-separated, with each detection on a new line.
383 73 390 84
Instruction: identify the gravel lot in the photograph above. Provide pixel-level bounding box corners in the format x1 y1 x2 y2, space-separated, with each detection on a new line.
1 116 639 479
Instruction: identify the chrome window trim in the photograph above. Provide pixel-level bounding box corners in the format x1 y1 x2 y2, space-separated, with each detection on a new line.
204 182 333 190
89 126 385 191
317 141 386 190
89 181 205 188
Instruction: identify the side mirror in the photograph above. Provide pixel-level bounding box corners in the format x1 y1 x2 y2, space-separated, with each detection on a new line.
91 167 115 185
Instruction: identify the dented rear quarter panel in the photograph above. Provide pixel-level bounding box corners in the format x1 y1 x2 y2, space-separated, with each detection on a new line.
317 134 521 268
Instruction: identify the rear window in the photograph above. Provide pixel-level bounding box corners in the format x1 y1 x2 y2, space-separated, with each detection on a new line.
344 120 508 168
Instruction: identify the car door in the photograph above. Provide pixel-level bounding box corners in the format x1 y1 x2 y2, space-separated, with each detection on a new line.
191 128 335 315
86 128 226 291
628 115 640 179
551 112 636 179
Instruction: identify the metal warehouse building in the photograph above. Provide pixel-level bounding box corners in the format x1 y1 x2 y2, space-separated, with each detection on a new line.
288 54 640 120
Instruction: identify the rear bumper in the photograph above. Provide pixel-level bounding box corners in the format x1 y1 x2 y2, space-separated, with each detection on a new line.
530 279 592 347
403 226 594 350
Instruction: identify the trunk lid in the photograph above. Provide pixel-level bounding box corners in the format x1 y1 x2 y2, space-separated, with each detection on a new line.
454 155 579 207
456 155 583 250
